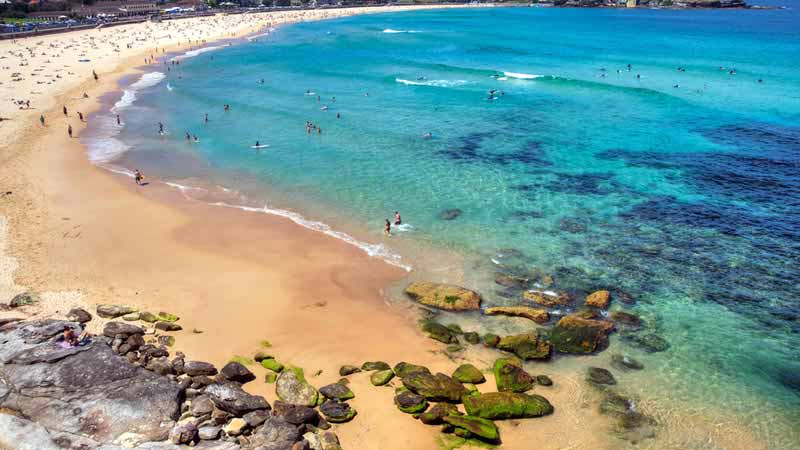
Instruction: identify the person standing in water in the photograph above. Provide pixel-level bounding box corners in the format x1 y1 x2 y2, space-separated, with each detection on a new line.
394 211 402 226
158 122 164 134
204 113 208 123
384 219 391 236
134 169 144 185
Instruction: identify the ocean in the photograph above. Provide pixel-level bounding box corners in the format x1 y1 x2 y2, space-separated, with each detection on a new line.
87 5 799 448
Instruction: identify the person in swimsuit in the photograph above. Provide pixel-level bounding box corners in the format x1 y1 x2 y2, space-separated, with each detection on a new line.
63 326 79 347
384 219 391 236
158 122 164 134
394 211 401 225
40 115 45 126
134 169 144 185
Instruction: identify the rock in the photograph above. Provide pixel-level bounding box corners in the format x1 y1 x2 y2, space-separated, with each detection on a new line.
497 332 552 360
370 369 395 386
494 272 530 289
442 415 499 442
273 400 319 425
122 312 141 321
156 321 182 332
585 290 611 309
626 333 670 353
102 321 144 337
169 423 198 444
184 360 218 376
402 372 466 403
522 290 572 307
96 304 138 319
243 409 270 428
536 375 553 386
393 362 431 379
452 364 485 384
483 333 500 348
418 403 460 425
493 357 533 393
66 308 92 323
319 430 343 450
611 353 644 371
319 382 354 401
9 292 37 308
156 311 180 322
249 416 301 450
261 358 284 373
421 321 458 344
146 356 174 376
0 324 181 443
254 352 273 363
0 317 23 327
276 370 318 406
139 311 159 323
361 361 390 371
405 282 481 311
220 361 256 384
191 395 215 417
587 367 617 386
319 400 357 423
599 391 657 443
394 390 428 414
439 208 462 220
199 425 222 440
205 383 270 416
463 392 554 419
610 311 643 330
339 365 361 376
463 331 480 344
223 417 248 436
265 372 278 383
484 306 550 324
550 313 614 354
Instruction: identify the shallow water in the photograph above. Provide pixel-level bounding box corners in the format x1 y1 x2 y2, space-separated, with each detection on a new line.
90 5 799 448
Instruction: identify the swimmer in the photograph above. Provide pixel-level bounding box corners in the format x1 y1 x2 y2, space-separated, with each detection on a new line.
158 122 164 134
394 211 402 226
422 132 432 139
336 112 341 119
193 135 198 142
204 113 208 123
185 132 191 141
384 219 391 236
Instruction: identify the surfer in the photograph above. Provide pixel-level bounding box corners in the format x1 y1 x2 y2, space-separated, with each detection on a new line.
336 112 341 119
394 211 402 226
384 219 391 236
134 169 144 186
255 140 260 147
193 135 199 142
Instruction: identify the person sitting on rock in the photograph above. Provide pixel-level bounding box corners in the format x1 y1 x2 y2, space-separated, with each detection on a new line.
62 326 79 347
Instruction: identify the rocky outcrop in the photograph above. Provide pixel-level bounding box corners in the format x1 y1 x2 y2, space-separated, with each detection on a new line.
452 363 485 384
585 290 611 309
405 282 481 311
550 313 614 354
522 290 572 307
493 357 534 393
418 403 460 425
484 306 549 324
443 415 499 442
96 304 138 319
205 383 270 416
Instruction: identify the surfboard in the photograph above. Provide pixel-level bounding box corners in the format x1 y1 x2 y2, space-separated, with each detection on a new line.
251 144 270 149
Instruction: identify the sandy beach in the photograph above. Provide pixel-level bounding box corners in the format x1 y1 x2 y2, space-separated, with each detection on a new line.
0 6 779 450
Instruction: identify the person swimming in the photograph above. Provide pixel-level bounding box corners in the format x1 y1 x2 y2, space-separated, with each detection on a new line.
422 132 432 139
394 211 402 226
384 219 391 236
193 135 199 142
186 132 191 141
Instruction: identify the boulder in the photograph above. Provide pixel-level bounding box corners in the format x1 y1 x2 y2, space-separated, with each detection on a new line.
261 358 284 373
405 282 481 311
156 312 180 322
497 332 552 360
156 321 182 332
439 208 463 220
191 395 215 417
536 375 553 386
66 308 92 323
626 333 670 353
370 369 395 386
484 306 549 324
184 361 218 376
585 290 611 309
244 409 270 428
223 417 248 436
550 313 614 354
442 415 499 442
146 356 174 376
96 304 138 319
482 333 500 348
139 311 159 323
249 416 301 450
421 321 458 344
361 361 390 371
494 272 530 289
205 383 270 416
463 392 554 419
522 290 571 307
276 370 318 406
319 400 357 423
402 372 466 403
169 423 198 444
452 364 485 384
102 321 144 338
586 367 616 386
611 353 644 371
318 430 343 450
198 425 222 440
493 357 533 393
319 382 354 401
339 365 361 376
220 361 256 384
9 292 37 308
418 402 460 425
610 311 643 330
393 362 431 379
273 400 319 425
394 390 428 414
122 312 141 321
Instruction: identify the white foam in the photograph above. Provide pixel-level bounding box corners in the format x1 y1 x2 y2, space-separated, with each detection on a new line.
166 83 173 91
394 223 414 232
111 71 166 112
383 29 420 34
502 71 543 80
211 201 412 272
172 45 225 61
527 288 559 297
395 78 467 88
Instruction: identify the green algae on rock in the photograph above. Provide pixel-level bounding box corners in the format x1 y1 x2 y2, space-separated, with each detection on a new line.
370 369 395 386
452 364 485 384
443 415 499 442
403 372 466 403
361 361 391 371
484 306 550 324
261 358 284 373
405 282 482 311
320 400 357 423
586 367 617 386
395 390 428 414
394 362 432 379
422 321 459 344
276 370 318 406
482 333 500 348
463 392 554 420
496 332 552 360
419 402 461 425
550 313 614 354
493 357 534 393
339 365 361 376
319 382 355 401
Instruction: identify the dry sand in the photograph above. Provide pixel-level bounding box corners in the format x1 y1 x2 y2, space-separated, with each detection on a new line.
0 6 773 450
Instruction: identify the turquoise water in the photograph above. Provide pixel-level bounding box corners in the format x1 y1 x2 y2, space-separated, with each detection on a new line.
94 5 799 447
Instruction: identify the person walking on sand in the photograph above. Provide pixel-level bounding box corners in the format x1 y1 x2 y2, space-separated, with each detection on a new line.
40 115 45 126
78 112 84 122
67 124 73 138
394 211 402 226
92 70 98 81
134 169 144 185
384 219 391 236
63 105 68 116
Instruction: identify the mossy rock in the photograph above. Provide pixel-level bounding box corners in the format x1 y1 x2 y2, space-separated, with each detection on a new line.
320 400 357 423
609 311 643 330
230 355 255 366
9 292 38 308
626 333 670 353
585 290 611 309
535 375 553 386
497 332 552 360
265 372 277 383
122 312 140 321
156 312 179 322
550 313 614 354
370 369 395 386
611 353 644 371
403 372 466 403
419 403 461 425
522 290 571 307
339 365 362 376
463 332 480 345
261 358 284 373
463 383 479 396
253 352 273 363
395 390 428 414
422 321 459 344
275 369 317 406
319 382 355 401
446 344 464 353
394 362 431 379
442 415 499 442
139 311 158 323
493 358 533 393
484 306 549 324
361 361 391 371
405 282 482 311
286 365 306 382
452 364 485 384
463 392 554 420
586 367 616 386
482 333 500 348
446 323 464 334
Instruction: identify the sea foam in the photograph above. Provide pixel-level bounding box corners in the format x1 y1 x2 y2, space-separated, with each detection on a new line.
502 71 544 80
395 78 467 88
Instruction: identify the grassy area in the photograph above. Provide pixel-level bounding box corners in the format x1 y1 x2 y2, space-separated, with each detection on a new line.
2 17 47 25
